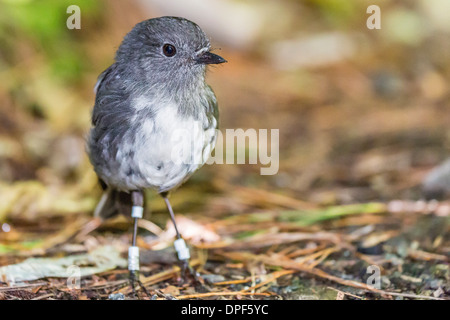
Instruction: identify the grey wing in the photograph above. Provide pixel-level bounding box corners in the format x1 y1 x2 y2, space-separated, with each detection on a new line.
91 64 132 127
88 65 137 219
87 64 135 186
199 86 219 166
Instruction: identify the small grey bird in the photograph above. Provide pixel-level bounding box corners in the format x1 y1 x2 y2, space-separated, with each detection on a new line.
86 16 226 290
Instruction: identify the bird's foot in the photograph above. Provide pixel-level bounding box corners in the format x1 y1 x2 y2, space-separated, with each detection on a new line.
178 260 210 292
129 270 150 299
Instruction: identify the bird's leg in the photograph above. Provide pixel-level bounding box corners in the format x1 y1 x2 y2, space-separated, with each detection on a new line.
162 193 200 284
128 190 149 297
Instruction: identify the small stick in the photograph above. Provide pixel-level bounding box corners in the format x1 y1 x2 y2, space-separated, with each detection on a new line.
175 291 273 300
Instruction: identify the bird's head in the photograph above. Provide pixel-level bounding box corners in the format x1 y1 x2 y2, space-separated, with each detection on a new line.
115 16 226 91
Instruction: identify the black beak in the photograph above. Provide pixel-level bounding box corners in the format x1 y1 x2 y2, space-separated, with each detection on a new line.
196 52 227 65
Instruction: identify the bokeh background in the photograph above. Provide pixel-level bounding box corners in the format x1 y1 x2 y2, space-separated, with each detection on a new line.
0 0 449 299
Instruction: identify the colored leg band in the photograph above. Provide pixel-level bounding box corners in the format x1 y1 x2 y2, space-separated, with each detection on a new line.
128 246 140 271
131 205 143 218
174 238 190 261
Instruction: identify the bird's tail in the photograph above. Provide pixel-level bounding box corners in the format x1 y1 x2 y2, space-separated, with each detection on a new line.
93 188 132 220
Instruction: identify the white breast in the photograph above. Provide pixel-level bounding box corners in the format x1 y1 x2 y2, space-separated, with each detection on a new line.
124 104 216 192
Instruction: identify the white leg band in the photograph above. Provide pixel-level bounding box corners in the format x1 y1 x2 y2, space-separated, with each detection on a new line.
128 246 140 271
174 238 190 261
131 206 143 218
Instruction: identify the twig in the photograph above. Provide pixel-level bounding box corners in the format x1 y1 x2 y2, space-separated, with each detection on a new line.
327 287 364 300
371 290 446 300
138 219 164 236
407 249 448 262
213 278 252 286
298 247 339 268
0 282 48 292
32 293 54 300
240 270 294 293
175 291 273 300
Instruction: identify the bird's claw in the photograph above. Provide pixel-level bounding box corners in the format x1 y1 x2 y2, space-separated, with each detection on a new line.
179 260 201 285
129 270 150 299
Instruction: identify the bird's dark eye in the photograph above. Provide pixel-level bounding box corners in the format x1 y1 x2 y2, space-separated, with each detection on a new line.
163 44 176 57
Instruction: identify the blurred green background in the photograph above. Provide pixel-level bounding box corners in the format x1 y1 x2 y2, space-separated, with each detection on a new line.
0 0 449 223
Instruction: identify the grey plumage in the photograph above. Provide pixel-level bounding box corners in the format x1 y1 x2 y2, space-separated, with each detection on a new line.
87 17 225 219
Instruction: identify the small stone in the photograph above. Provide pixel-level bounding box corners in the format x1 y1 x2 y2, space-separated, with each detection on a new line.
108 293 125 300
428 279 443 289
201 274 226 283
433 287 444 298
